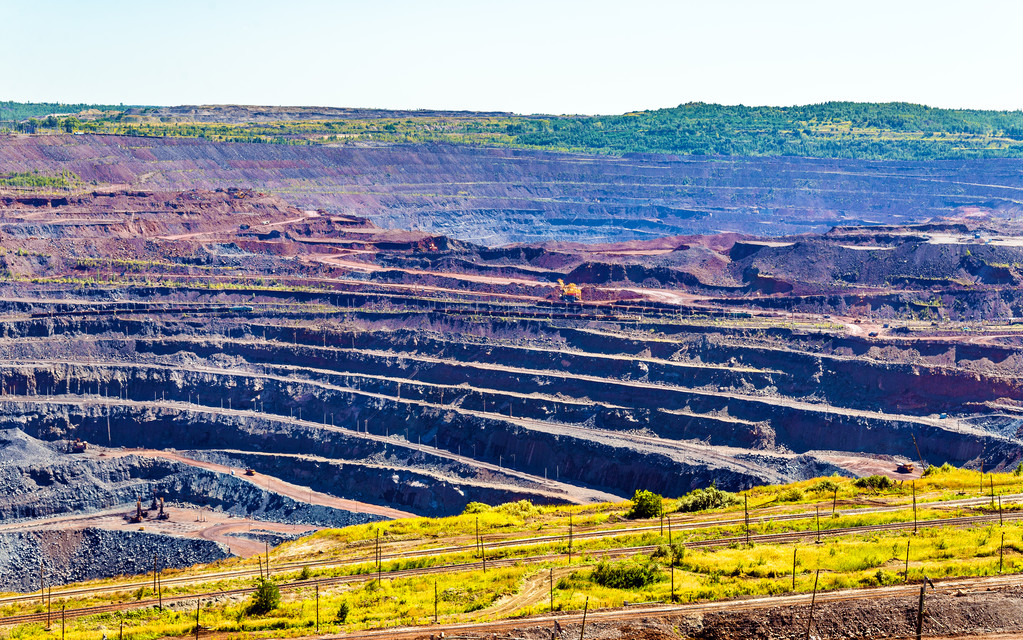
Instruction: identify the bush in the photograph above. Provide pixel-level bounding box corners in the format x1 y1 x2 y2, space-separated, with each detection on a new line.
298 566 312 580
494 499 538 518
676 486 741 513
1015 463 1023 477
626 490 663 519
853 475 894 491
334 601 350 624
809 479 839 494
923 462 955 477
248 578 281 615
651 542 686 566
590 560 661 589
462 502 491 514
777 487 804 502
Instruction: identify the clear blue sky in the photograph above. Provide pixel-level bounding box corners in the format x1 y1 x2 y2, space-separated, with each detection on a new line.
6 0 1022 115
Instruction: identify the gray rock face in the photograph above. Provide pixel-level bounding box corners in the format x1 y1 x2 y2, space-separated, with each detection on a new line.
0 528 231 592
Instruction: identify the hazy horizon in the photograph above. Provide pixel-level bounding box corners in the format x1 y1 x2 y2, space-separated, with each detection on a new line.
6 0 1022 115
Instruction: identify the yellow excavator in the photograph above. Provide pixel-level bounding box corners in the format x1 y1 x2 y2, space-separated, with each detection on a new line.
556 279 582 302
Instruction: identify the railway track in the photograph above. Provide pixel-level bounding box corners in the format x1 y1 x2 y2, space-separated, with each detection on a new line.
0 483 1013 608
336 572 1023 640
2 508 1020 628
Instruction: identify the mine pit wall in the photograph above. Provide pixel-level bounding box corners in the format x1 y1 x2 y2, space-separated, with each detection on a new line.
0 401 563 515
0 359 1018 493
22 311 1023 422
0 446 379 528
0 528 230 593
188 450 562 516
8 312 1022 421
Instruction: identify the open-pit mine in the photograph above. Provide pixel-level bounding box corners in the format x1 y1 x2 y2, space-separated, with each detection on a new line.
1 128 1023 608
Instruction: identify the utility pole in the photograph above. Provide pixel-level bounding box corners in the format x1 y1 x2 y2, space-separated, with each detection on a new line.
568 516 573 563
916 577 935 640
315 585 319 634
804 569 819 640
744 494 750 546
579 596 589 640
905 540 911 582
550 567 554 612
913 481 918 533
792 547 797 591
670 546 676 602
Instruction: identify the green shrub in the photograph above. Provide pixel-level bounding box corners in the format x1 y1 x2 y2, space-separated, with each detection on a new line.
923 462 955 476
494 499 538 518
651 542 686 566
809 479 839 493
462 502 491 514
1015 463 1023 477
676 486 740 513
626 490 663 519
590 560 661 589
853 475 894 491
777 487 804 502
334 601 350 624
248 578 281 614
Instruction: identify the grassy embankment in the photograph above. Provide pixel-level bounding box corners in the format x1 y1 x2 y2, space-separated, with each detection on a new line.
3 465 1023 640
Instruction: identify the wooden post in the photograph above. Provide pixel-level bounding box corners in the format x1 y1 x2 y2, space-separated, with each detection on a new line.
670 547 676 602
832 487 838 516
744 494 750 546
579 596 589 640
905 540 911 583
196 599 200 640
1000 532 1005 573
434 580 438 623
158 559 162 610
804 569 819 640
568 516 573 564
62 604 65 640
316 585 320 634
916 585 926 640
913 481 918 534
46 587 51 629
792 547 797 591
376 531 382 584
40 560 44 604
550 567 554 612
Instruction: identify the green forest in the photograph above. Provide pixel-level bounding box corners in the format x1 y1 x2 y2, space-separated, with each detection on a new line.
509 101 1023 159
5 100 1023 161
0 101 149 124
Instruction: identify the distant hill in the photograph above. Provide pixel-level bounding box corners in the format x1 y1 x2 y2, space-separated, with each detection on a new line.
6 100 1023 161
0 100 152 123
511 101 1023 160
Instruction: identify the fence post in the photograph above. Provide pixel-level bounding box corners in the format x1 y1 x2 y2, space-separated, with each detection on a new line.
804 569 819 640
